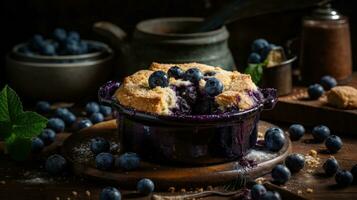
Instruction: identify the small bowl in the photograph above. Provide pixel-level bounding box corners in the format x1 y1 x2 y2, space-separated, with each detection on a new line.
99 81 277 166
6 40 114 101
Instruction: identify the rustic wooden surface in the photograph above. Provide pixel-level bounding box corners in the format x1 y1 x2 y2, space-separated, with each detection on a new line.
0 120 357 199
262 73 357 134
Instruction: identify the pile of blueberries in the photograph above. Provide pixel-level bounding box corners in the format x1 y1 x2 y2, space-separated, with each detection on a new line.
247 38 276 64
18 28 101 56
32 101 112 153
307 75 337 100
149 66 223 114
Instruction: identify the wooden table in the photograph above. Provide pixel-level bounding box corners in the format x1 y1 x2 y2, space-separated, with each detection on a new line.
0 123 357 200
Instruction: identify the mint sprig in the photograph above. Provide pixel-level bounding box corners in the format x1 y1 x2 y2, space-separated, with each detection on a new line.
244 63 264 85
0 85 48 161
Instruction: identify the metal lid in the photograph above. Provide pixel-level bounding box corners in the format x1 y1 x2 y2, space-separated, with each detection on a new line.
309 3 342 20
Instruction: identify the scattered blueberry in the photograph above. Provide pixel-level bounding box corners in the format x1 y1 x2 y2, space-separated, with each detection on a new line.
63 38 81 55
307 84 324 100
100 105 112 117
184 68 203 84
39 129 56 145
251 184 267 200
168 66 184 79
312 125 330 143
264 127 286 152
31 137 44 153
55 107 70 119
335 170 353 187
288 124 305 141
271 164 291 184
86 102 100 115
260 44 273 60
53 28 67 42
63 112 76 126
148 71 169 88
41 42 56 56
100 187 121 200
36 101 51 113
115 152 140 171
30 34 45 51
325 135 343 153
251 39 269 54
285 153 305 173
45 154 67 175
204 77 224 97
90 137 110 155
260 191 282 200
350 164 357 183
95 152 114 170
67 31 80 41
248 52 262 64
320 75 337 90
47 118 65 133
323 157 339 176
137 178 155 195
90 112 104 124
76 119 93 130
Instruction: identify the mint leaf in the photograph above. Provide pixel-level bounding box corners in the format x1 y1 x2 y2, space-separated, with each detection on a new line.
0 85 23 122
245 63 263 84
13 111 48 138
5 134 32 161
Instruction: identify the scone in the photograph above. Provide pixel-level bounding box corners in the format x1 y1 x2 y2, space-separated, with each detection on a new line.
115 62 263 115
327 86 357 109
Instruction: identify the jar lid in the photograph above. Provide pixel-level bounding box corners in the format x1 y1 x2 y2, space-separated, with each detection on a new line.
309 3 342 20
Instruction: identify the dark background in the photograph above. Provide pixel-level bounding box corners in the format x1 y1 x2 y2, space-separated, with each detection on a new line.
0 0 356 87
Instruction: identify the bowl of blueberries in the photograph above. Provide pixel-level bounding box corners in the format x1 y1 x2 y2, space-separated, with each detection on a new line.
6 28 114 101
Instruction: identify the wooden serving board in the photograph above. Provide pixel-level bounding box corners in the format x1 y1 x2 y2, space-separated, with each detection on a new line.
262 73 357 134
61 120 291 190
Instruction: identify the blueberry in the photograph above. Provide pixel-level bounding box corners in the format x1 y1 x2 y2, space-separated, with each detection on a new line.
350 164 357 183
31 137 44 153
271 164 291 184
184 68 203 84
76 119 93 130
90 112 104 124
168 66 184 79
95 152 114 170
264 127 285 152
285 153 305 173
86 102 100 115
204 77 224 97
67 31 80 41
90 137 110 155
55 108 70 119
204 71 216 76
137 178 155 195
148 71 169 89
260 191 282 200
41 42 56 56
335 170 353 187
39 129 56 145
325 135 343 153
63 39 82 55
248 52 262 64
45 154 67 175
288 124 305 141
320 75 337 90
63 112 76 126
323 157 339 176
36 101 51 113
312 125 330 143
251 184 267 200
251 39 269 54
29 34 45 51
47 118 65 133
53 28 67 42
307 84 324 100
78 41 89 54
100 187 121 200
115 152 140 171
100 105 112 117
261 44 273 60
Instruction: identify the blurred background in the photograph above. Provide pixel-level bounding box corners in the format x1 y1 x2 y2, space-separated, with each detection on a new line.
0 0 355 88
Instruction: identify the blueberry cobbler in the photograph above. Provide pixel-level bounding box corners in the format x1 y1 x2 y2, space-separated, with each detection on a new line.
115 62 263 116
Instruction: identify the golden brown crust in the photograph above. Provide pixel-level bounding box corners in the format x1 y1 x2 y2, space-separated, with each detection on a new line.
115 62 259 115
327 86 357 109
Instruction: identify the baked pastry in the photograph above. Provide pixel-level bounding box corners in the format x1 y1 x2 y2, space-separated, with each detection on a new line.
115 62 263 115
326 86 357 109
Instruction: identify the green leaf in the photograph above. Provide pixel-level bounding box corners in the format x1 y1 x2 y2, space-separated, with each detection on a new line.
0 85 23 122
5 134 32 161
244 63 263 84
0 121 12 139
12 111 48 138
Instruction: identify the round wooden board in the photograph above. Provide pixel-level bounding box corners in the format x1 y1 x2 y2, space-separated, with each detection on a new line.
61 120 291 189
